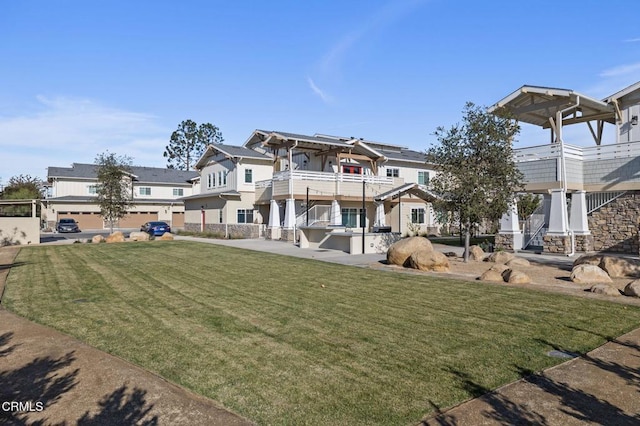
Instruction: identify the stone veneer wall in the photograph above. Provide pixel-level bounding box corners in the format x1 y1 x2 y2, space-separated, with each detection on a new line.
494 234 514 251
280 228 296 242
543 235 571 254
574 234 594 253
588 191 640 254
183 223 260 239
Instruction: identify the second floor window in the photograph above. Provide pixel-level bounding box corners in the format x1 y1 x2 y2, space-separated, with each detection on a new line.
208 173 215 188
139 187 151 196
418 171 430 186
173 188 184 196
88 185 98 195
386 168 399 177
245 169 253 183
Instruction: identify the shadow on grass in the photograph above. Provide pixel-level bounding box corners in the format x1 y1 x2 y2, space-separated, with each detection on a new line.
0 261 27 271
0 332 158 425
424 338 640 425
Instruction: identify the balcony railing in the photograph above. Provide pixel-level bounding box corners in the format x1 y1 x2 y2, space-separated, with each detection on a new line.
272 170 395 184
514 140 640 163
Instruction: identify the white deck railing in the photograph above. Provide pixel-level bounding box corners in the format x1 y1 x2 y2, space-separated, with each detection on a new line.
271 170 394 185
514 140 640 163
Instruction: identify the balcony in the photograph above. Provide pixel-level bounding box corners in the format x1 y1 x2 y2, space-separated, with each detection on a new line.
514 140 640 191
255 171 404 203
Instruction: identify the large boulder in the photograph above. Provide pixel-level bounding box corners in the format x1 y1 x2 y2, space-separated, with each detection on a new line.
105 231 125 243
570 264 612 284
623 280 640 297
506 257 530 268
487 251 515 264
489 264 510 274
503 270 532 284
91 235 105 244
573 254 604 268
479 269 505 282
407 250 450 272
599 256 640 278
158 232 174 241
387 237 433 266
468 245 485 262
589 284 621 297
129 231 150 242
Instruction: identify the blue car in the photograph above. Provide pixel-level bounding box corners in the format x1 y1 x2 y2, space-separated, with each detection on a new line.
140 221 171 236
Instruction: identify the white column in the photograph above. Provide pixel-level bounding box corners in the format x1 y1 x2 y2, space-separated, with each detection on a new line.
569 190 590 235
268 199 280 228
374 202 385 227
499 199 521 233
499 199 523 250
283 198 296 229
547 189 568 235
330 200 342 226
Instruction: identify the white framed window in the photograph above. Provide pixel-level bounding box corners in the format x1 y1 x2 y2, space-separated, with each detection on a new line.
208 173 216 188
411 208 425 224
88 185 98 195
139 187 151 196
173 188 184 196
418 171 429 186
245 169 253 183
341 208 366 228
222 171 227 186
237 209 254 224
386 168 399 178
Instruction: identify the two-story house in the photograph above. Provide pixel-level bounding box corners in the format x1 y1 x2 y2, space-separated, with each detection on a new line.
43 163 198 230
182 131 439 241
493 80 640 255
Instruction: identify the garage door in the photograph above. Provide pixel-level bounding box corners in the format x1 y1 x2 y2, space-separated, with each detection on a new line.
59 212 104 230
171 212 185 228
119 212 158 229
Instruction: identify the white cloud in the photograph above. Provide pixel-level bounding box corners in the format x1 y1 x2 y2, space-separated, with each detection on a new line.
0 96 170 180
623 38 640 43
307 77 332 103
599 62 640 78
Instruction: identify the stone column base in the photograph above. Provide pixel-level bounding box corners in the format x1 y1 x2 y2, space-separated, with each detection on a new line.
574 234 594 253
280 228 296 242
265 227 281 240
495 234 514 251
543 234 571 255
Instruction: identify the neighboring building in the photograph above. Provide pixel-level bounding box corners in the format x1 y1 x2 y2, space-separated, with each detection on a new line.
492 80 640 255
182 132 439 240
43 163 198 230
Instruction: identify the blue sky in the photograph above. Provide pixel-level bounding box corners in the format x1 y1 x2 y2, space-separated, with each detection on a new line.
1 0 639 182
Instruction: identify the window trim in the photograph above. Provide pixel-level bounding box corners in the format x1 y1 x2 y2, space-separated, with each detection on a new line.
173 188 184 196
418 171 430 186
386 168 399 178
244 168 253 184
237 208 254 224
139 187 152 196
411 207 425 224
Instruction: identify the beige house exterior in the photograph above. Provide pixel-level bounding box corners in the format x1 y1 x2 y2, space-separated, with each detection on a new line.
184 132 439 241
43 163 198 230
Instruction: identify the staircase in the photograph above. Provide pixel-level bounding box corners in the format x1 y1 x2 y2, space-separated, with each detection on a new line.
296 204 331 227
586 191 626 214
522 203 546 250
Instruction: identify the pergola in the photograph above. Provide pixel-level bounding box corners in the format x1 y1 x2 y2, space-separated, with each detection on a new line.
489 85 616 146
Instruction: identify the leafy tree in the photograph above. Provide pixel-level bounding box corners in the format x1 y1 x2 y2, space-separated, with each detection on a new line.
427 102 524 262
517 192 541 235
0 174 44 217
163 120 224 170
95 152 133 233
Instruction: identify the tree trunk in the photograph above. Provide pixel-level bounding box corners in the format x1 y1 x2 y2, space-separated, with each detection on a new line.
463 221 471 263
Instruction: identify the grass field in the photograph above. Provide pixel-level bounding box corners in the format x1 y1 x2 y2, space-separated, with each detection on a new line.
5 241 640 425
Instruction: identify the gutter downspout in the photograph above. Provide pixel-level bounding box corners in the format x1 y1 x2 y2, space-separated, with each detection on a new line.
557 96 580 257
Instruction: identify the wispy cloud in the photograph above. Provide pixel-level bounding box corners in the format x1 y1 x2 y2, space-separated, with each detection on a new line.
307 77 332 103
599 62 640 78
623 38 640 43
309 0 427 103
0 96 170 180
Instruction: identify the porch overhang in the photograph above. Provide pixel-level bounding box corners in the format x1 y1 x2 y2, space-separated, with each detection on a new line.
489 85 616 129
374 183 440 203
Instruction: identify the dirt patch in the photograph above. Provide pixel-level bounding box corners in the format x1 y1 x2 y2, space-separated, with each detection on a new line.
376 253 640 306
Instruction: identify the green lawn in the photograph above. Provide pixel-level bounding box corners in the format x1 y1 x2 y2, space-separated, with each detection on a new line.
4 241 640 425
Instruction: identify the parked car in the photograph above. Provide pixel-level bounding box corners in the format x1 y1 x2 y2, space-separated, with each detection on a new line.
141 221 171 236
56 218 80 233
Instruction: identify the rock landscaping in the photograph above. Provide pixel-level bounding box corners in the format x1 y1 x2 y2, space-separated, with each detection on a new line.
386 237 448 272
